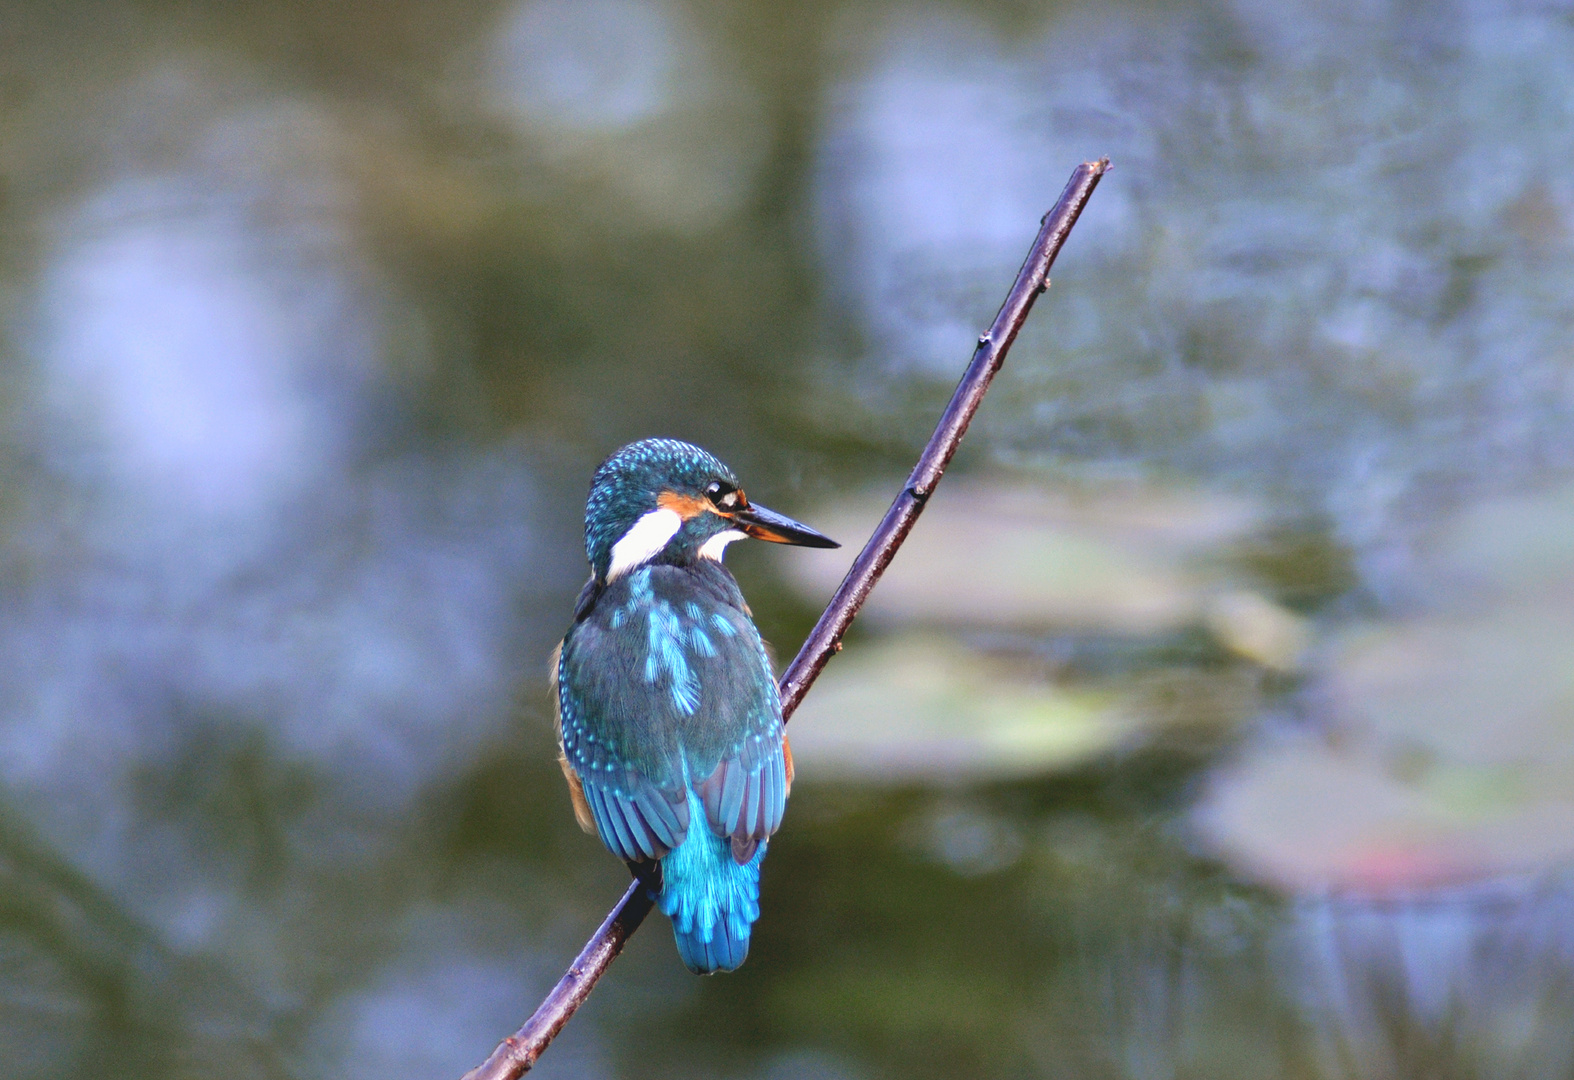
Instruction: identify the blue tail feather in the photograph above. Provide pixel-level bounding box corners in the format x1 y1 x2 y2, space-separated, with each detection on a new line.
658 790 766 974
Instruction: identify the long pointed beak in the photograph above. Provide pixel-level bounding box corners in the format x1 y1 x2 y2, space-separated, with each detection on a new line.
732 502 840 548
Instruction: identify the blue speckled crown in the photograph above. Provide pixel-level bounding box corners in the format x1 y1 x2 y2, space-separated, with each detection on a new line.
585 438 737 578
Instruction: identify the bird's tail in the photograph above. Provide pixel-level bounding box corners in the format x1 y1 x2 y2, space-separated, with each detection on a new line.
657 789 766 974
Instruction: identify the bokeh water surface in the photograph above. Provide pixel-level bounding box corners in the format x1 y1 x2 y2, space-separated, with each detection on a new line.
2 1 1573 1077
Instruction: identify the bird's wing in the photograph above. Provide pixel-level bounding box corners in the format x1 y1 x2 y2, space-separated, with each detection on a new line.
695 732 787 865
549 640 595 834
557 563 788 865
675 568 788 865
558 616 691 862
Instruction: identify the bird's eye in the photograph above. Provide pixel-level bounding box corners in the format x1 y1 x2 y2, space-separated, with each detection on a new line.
705 480 742 511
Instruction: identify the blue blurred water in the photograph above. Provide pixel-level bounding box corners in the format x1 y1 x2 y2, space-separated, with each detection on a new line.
0 0 1571 1077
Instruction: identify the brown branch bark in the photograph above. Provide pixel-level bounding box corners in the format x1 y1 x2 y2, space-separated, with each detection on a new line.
461 157 1109 1080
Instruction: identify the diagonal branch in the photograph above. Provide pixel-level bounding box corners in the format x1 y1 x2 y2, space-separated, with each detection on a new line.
461 157 1109 1080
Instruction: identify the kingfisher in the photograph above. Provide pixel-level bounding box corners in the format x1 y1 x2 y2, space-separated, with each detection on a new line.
553 438 838 973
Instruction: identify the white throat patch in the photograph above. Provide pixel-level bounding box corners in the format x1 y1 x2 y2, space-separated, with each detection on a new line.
697 528 746 562
607 507 683 580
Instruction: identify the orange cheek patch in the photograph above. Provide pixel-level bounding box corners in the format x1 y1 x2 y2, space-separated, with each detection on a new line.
657 491 716 520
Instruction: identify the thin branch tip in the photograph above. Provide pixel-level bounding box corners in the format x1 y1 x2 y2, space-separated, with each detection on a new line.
461 158 1106 1080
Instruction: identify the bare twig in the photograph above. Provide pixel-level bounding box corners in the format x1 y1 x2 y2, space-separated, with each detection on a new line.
461 157 1109 1080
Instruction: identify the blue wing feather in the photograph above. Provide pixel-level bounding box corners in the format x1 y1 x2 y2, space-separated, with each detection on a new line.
590 786 634 861
559 561 785 864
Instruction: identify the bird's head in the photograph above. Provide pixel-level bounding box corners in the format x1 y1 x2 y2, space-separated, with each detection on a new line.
584 437 839 582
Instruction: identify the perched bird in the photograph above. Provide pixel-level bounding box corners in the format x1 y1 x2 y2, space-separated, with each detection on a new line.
553 438 838 973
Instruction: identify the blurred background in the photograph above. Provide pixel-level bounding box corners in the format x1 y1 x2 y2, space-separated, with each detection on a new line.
2 0 1574 1077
